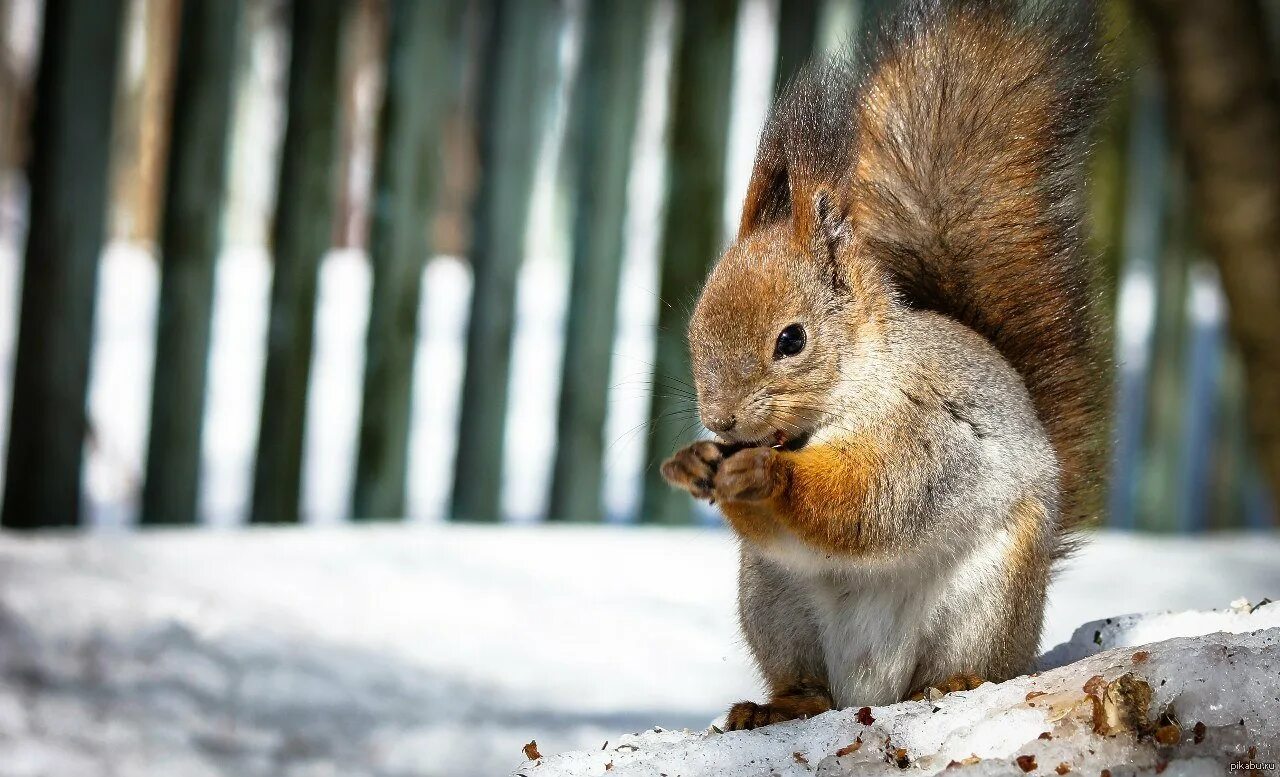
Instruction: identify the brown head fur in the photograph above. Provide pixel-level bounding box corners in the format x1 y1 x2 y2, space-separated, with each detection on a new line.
689 199 893 448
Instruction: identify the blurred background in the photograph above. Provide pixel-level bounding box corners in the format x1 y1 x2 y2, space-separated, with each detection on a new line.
1 0 1280 775
0 0 1277 531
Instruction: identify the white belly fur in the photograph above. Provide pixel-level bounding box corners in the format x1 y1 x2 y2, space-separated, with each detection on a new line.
757 525 1015 707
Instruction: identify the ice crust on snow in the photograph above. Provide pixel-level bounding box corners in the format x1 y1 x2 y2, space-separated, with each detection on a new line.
525 603 1280 776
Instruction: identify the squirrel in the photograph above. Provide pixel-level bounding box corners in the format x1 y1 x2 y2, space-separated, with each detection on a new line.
660 0 1108 729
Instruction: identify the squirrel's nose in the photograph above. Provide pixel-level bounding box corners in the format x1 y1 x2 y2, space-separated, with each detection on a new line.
703 413 736 434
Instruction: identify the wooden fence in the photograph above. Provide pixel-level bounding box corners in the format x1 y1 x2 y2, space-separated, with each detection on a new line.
0 0 1273 531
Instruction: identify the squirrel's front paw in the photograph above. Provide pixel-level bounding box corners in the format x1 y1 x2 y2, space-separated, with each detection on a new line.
714 447 783 502
660 440 724 500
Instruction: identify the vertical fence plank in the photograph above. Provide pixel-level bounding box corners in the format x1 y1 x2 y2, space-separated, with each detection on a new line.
1 0 126 529
250 0 348 524
546 0 650 523
1081 0 1131 529
774 0 819 93
352 0 463 520
140 0 242 525
639 0 740 525
1177 260 1225 531
450 0 562 523
1137 161 1188 533
857 0 899 40
1088 17 1132 332
1106 66 1167 530
1212 345 1249 529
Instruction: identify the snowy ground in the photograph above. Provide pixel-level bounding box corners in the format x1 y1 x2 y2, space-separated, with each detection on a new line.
1 526 1278 777
532 606 1280 775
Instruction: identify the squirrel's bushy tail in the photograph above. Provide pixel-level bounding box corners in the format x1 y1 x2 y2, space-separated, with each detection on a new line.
744 0 1109 542
853 0 1108 540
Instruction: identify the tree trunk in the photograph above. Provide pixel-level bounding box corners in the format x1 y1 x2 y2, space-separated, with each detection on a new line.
141 0 242 525
1 0 126 529
1138 0 1280 522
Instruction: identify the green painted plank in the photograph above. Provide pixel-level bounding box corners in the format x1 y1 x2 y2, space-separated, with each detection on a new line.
1137 156 1189 532
639 0 740 525
352 0 464 521
141 0 243 526
546 0 651 523
1212 344 1250 529
852 0 899 47
1 0 126 529
450 0 563 523
1106 67 1167 531
775 0 820 94
250 0 348 524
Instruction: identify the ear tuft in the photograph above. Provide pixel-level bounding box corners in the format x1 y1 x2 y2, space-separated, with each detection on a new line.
798 184 850 258
738 153 790 237
814 188 847 250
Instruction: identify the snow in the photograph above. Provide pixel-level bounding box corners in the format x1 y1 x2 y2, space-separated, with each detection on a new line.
0 526 1278 777
529 605 1280 776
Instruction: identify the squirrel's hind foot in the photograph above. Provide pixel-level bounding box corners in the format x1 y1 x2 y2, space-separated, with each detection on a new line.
723 684 833 731
908 672 986 702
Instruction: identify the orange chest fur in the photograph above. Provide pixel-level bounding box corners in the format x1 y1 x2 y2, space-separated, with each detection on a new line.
720 442 876 554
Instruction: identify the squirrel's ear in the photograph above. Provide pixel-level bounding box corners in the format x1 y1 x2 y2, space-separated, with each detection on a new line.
738 154 790 238
795 184 851 257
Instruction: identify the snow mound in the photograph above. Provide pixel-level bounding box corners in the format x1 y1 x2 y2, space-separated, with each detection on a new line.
523 602 1280 776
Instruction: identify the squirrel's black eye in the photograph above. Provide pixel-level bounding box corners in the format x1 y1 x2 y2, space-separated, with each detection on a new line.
774 324 806 359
